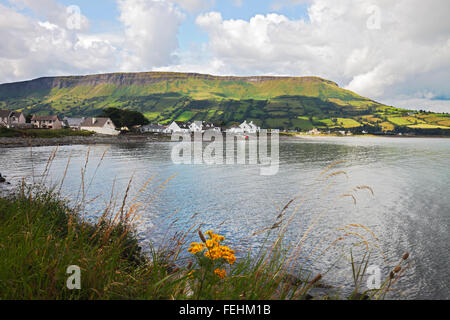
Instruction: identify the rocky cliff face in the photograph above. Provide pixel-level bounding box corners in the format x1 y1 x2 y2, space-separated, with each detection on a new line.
0 72 339 97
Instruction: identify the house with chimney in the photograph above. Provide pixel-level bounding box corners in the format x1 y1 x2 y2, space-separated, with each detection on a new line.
0 110 26 128
31 115 63 129
80 117 119 135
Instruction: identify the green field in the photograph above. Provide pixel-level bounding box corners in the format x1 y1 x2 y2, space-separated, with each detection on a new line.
175 111 196 122
408 124 450 129
0 71 449 132
388 117 413 126
335 118 361 128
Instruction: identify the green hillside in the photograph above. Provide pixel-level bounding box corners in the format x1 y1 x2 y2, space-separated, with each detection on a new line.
0 72 449 132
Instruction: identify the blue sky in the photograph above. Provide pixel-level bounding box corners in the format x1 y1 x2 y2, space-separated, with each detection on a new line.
50 0 310 51
0 0 449 112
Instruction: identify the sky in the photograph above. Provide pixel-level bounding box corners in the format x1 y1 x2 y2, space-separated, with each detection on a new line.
0 0 449 112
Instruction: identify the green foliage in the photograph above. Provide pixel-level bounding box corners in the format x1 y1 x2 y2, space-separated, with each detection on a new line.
98 107 149 128
0 188 147 299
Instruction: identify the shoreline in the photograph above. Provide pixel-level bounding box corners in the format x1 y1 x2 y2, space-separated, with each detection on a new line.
1 132 449 149
283 133 450 139
0 134 172 148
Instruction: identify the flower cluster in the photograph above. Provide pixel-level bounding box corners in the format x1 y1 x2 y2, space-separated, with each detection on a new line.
187 231 236 279
214 268 227 279
188 243 205 254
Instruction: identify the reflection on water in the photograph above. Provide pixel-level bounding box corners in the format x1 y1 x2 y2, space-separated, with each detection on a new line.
0 136 449 299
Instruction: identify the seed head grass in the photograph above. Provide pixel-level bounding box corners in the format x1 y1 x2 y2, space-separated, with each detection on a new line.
0 152 410 300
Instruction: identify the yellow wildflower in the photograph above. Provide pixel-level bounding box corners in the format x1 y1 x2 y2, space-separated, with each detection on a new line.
214 268 227 279
188 242 205 254
188 231 236 265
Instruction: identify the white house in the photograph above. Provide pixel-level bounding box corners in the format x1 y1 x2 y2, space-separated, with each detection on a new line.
247 121 260 133
226 125 244 134
227 121 260 134
189 121 204 133
80 117 119 135
239 121 252 133
167 121 189 133
240 120 261 133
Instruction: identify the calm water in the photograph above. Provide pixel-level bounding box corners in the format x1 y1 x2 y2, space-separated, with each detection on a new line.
0 136 449 299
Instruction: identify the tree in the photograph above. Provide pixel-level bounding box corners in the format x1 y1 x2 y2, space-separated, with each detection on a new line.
98 107 149 128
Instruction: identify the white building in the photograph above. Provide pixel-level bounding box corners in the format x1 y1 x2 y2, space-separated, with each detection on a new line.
189 121 204 133
239 121 252 133
80 117 119 135
227 125 244 134
167 121 189 133
247 121 260 133
228 121 260 134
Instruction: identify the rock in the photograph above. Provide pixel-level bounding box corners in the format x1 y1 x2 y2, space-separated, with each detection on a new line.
0 173 6 183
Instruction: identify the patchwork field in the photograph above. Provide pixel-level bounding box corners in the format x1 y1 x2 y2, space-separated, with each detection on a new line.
0 71 449 132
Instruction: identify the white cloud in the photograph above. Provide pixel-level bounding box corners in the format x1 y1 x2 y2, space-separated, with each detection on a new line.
384 98 450 114
195 0 450 111
8 0 90 30
117 0 185 71
0 0 188 82
0 0 449 113
0 2 116 82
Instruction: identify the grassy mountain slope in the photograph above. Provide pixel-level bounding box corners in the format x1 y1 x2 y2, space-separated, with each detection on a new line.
0 72 448 131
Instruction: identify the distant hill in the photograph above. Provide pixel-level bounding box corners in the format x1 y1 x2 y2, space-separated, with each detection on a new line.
0 72 449 131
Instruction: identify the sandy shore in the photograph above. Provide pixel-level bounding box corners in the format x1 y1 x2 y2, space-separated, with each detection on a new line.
0 134 172 148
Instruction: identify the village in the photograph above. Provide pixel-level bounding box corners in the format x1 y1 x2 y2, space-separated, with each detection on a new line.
1 109 354 138
0 109 273 136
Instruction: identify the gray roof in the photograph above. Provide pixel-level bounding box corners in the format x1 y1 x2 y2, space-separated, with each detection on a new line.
80 117 113 128
64 117 84 126
0 110 12 118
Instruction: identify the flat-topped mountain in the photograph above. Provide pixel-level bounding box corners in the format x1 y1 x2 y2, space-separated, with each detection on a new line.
0 72 360 102
0 72 449 131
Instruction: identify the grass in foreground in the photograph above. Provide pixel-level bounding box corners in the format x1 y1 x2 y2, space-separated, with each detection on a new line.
0 184 410 300
0 148 411 300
